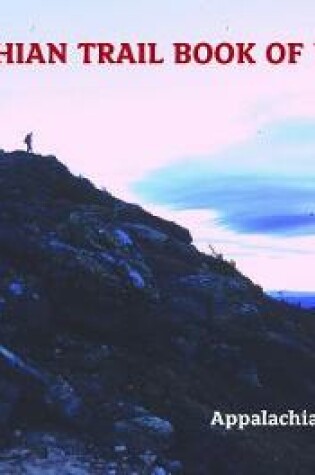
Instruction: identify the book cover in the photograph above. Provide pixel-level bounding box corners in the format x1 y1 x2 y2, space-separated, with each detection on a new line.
0 2 314 474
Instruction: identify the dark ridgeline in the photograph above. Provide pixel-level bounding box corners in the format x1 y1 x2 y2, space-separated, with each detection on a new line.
0 150 314 474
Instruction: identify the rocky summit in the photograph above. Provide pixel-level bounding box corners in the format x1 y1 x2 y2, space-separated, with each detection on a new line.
0 151 315 474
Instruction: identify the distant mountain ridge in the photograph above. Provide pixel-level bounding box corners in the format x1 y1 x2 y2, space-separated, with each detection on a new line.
269 291 315 309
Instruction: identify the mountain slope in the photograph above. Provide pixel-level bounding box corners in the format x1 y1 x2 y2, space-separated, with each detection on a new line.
0 151 315 474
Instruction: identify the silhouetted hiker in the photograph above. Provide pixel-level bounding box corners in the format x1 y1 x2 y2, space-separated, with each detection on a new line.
24 132 33 153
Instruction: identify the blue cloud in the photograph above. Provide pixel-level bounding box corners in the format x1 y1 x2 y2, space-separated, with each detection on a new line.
134 119 315 236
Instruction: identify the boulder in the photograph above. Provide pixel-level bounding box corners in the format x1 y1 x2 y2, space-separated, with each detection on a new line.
0 345 85 429
114 406 174 452
115 202 192 244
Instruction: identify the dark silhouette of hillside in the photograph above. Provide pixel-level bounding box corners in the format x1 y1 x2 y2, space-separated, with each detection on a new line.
0 151 315 474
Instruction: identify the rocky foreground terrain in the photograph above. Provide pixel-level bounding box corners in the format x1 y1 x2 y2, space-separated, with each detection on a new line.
0 151 315 474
